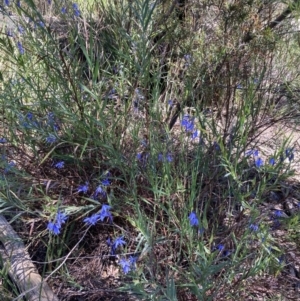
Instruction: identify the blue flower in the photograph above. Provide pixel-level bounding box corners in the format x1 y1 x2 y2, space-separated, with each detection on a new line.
61 7 67 14
84 213 100 226
246 149 259 157
188 212 199 227
37 21 45 28
255 157 264 168
191 130 199 140
168 99 174 106
101 178 110 186
216 244 225 252
100 204 111 213
72 3 80 17
158 153 164 162
119 258 131 274
17 41 24 55
94 185 106 197
16 0 21 7
98 204 112 222
274 210 284 218
181 115 195 132
18 25 24 34
285 148 294 162
129 255 138 266
213 141 220 151
54 161 64 169
77 183 89 194
106 237 112 246
166 153 173 162
249 223 259 232
6 29 13 37
46 134 57 144
47 210 68 235
0 138 7 143
56 210 68 225
269 158 275 166
113 236 126 249
47 222 60 235
4 0 10 6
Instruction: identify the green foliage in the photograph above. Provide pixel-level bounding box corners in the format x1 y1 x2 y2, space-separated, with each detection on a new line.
0 0 299 300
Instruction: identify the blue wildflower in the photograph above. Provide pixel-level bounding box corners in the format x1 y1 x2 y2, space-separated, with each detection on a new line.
183 54 192 67
47 222 60 235
166 153 173 162
213 141 220 151
56 210 68 225
246 149 259 157
119 258 131 274
249 223 259 232
269 158 275 166
72 3 80 17
54 161 64 169
168 99 174 106
94 185 106 197
37 21 45 28
98 204 112 222
100 204 111 213
101 178 110 186
77 183 89 194
285 148 294 162
61 7 67 14
17 41 24 55
158 153 164 162
4 0 10 6
129 255 138 266
18 25 24 34
106 237 112 246
181 115 195 132
255 157 264 168
191 130 199 140
274 210 284 218
47 210 68 235
188 212 199 227
113 236 126 249
16 0 21 7
217 244 225 251
84 213 100 226
46 134 57 144
0 138 7 143
6 29 13 37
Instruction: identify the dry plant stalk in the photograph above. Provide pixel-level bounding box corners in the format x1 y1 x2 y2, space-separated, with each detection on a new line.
0 214 59 301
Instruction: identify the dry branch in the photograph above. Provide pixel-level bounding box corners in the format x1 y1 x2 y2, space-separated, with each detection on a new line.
0 214 59 301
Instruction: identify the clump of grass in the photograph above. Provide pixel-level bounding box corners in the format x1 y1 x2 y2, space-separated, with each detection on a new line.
0 0 300 300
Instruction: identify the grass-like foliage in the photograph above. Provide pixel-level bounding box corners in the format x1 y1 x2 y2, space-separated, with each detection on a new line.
0 0 300 300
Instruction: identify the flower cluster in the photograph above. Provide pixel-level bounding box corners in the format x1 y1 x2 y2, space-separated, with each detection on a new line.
158 152 173 163
47 210 68 235
72 3 80 17
84 204 113 226
119 256 138 274
76 176 111 198
181 115 199 140
188 212 199 227
246 147 295 169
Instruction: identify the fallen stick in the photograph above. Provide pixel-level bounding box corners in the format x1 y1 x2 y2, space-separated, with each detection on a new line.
0 214 59 301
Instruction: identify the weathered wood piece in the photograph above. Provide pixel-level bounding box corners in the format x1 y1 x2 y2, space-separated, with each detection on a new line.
0 214 59 301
